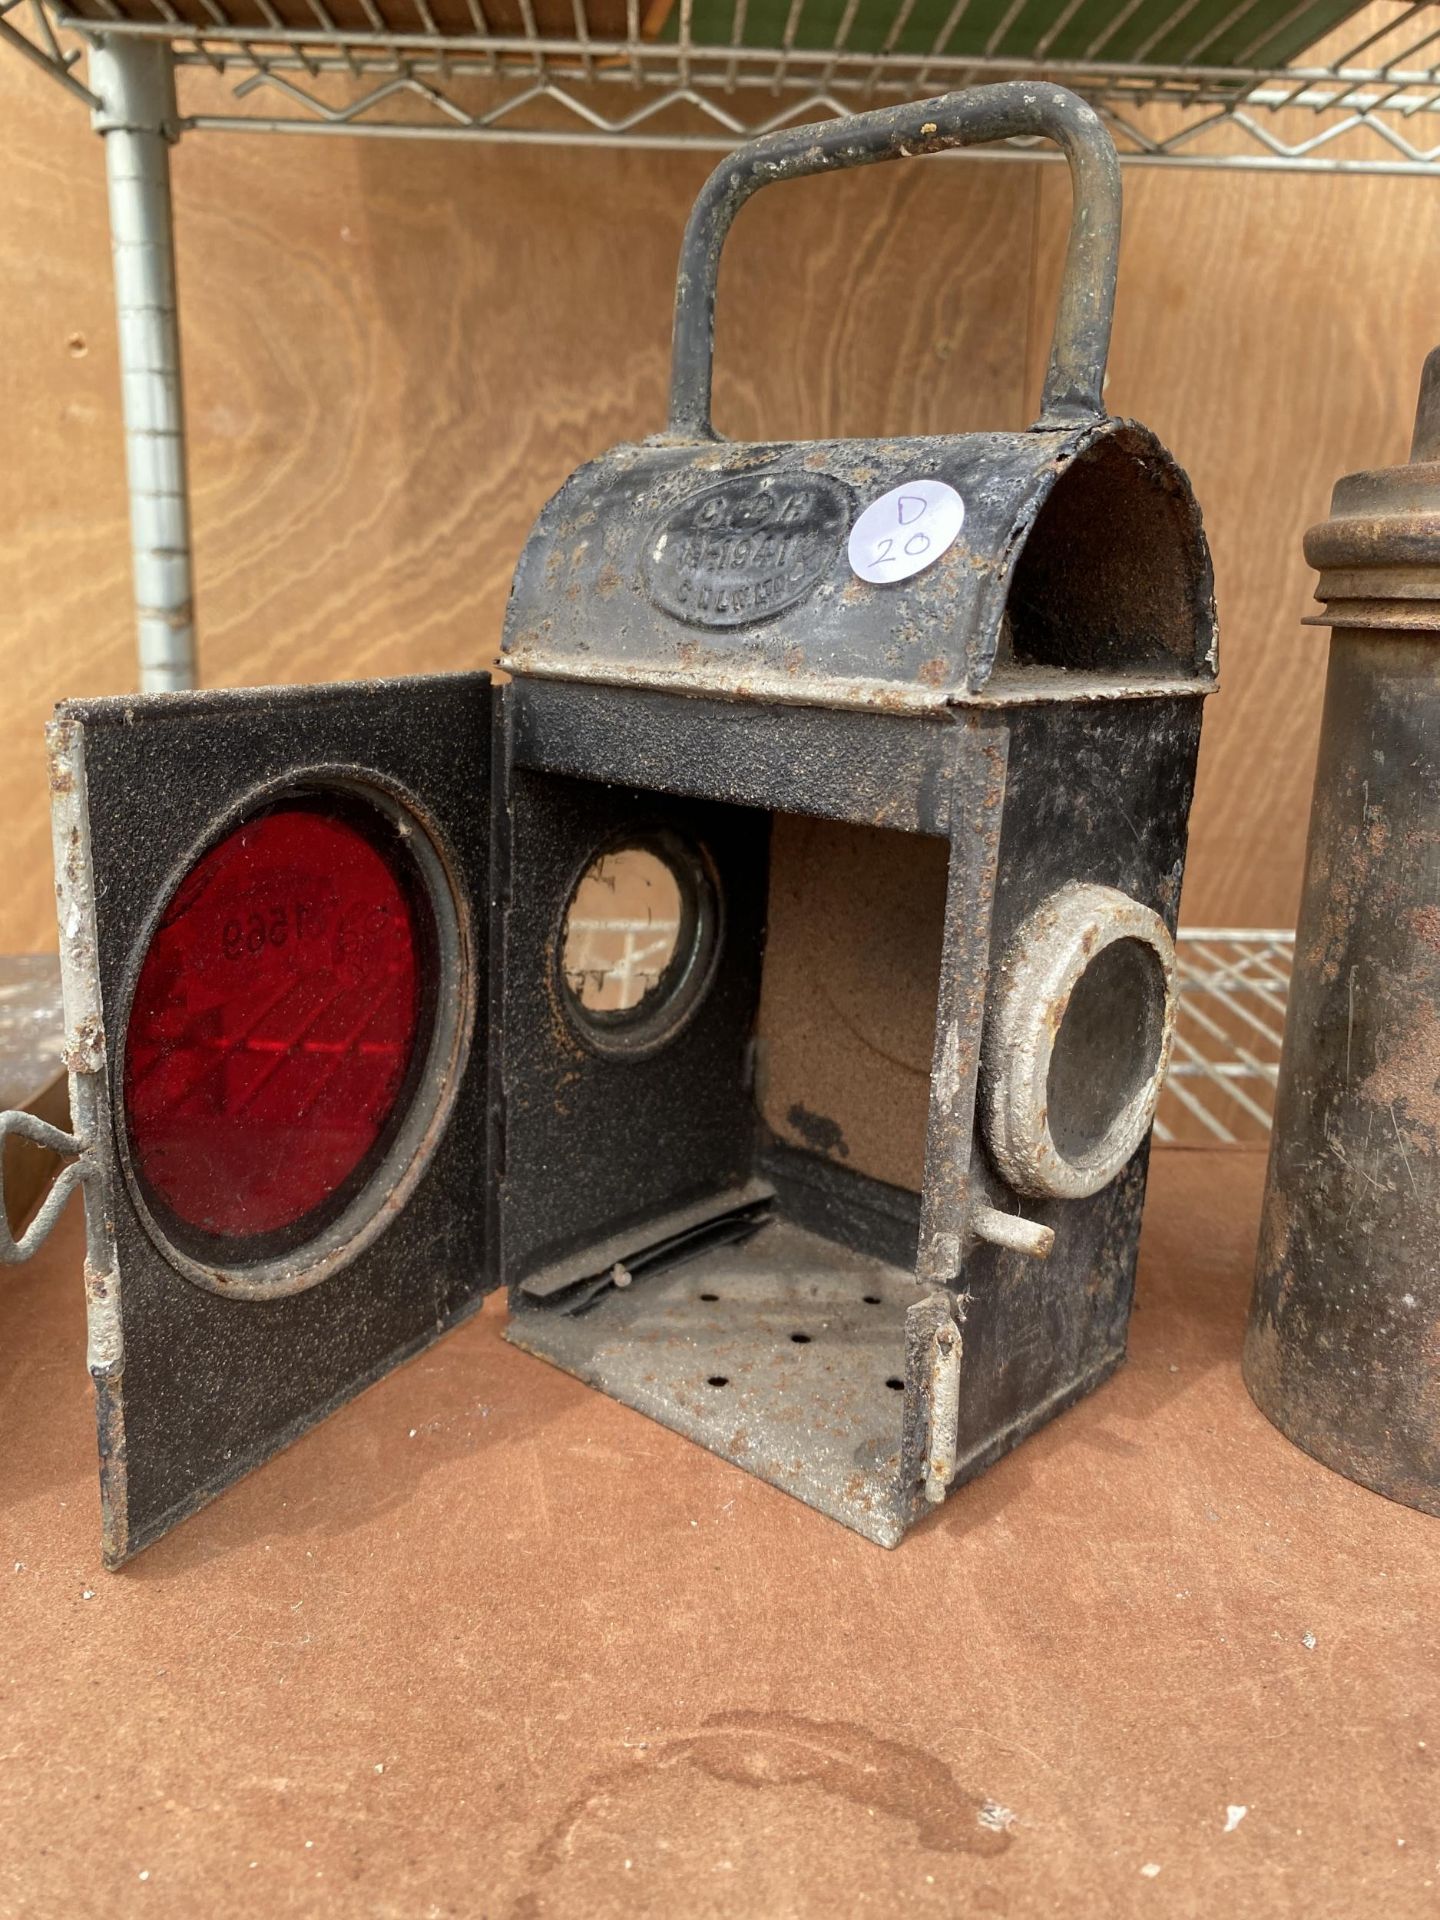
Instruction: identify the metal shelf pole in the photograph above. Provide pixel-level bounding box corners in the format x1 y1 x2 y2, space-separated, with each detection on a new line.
90 36 197 692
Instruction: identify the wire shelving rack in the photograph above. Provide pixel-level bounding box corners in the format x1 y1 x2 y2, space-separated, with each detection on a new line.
3 6 1387 1118
1159 931 1292 1146
5 2 1435 692
7 0 1440 167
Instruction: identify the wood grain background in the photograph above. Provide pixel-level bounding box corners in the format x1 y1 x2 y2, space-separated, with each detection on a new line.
3 52 1438 955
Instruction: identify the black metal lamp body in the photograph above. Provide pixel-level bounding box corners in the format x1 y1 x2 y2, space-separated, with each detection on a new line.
0 86 1216 1563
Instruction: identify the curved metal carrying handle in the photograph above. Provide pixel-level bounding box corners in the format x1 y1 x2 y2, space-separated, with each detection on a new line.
668 83 1121 442
0 1108 89 1264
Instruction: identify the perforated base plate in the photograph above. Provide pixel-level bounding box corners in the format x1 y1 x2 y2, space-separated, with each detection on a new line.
506 1217 915 1546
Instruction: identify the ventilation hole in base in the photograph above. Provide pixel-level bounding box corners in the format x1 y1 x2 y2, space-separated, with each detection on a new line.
699 1293 719 1302
863 1295 882 1305
790 1332 811 1344
706 1375 729 1388
885 1377 904 1391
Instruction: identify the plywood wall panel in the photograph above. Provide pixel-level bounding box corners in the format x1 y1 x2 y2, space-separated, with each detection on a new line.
0 57 1037 954
0 60 131 966
9 57 1436 950
1028 155 1440 930
758 818 948 1194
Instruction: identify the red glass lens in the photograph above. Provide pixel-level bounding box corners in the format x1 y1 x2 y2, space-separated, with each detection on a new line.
123 799 429 1257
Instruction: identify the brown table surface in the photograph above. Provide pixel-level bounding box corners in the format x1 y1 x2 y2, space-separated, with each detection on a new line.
2 1150 1437 1919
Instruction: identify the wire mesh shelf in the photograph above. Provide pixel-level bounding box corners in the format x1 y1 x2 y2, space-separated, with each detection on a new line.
0 930 1293 1190
8 0 1440 167
552 899 1292 1148
1157 929 1292 1148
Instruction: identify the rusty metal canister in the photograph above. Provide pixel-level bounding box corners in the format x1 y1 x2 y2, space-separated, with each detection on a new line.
1245 349 1440 1515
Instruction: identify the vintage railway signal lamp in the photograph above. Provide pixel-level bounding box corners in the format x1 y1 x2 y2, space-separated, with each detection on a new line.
0 84 1215 1564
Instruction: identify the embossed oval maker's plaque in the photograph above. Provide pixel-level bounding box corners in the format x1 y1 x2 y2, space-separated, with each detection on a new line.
643 474 853 628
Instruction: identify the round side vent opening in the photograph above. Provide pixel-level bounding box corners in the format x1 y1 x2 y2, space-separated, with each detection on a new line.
981 883 1177 1202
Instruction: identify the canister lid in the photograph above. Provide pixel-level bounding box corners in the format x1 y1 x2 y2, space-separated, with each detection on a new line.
1304 346 1440 630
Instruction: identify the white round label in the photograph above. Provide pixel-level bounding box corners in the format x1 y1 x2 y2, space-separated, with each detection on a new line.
848 479 965 585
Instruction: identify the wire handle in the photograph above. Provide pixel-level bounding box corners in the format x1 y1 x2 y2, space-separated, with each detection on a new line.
667 83 1121 442
0 1109 89 1264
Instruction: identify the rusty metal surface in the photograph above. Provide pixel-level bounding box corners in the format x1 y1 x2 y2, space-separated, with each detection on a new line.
982 881 1178 1201
500 89 1211 1553
508 1184 1101 1552
43 676 499 1566
505 87 1213 718
1304 345 1440 632
503 418 1215 714
0 1109 87 1263
666 85 1120 442
43 719 119 1352
500 679 1204 1544
7 89 1217 1565
914 718 1007 1289
508 678 959 834
508 1215 926 1548
496 752 771 1295
498 81 1216 1558
1247 350 1440 1517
